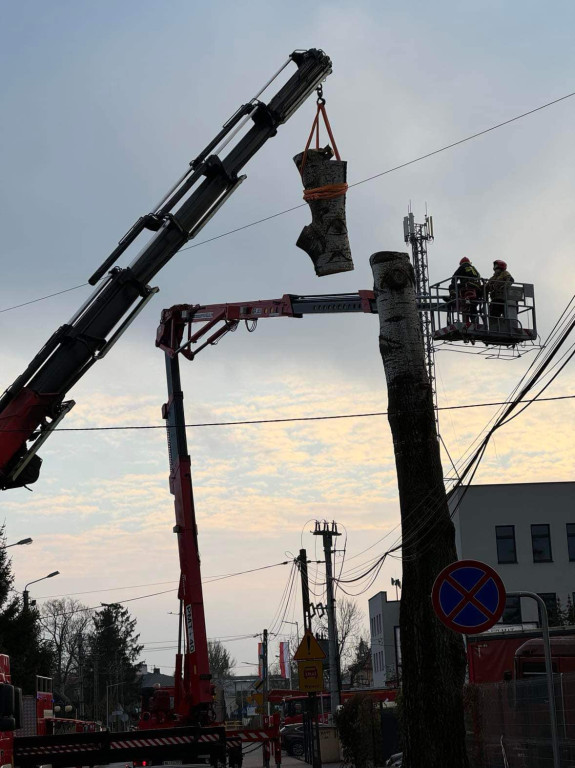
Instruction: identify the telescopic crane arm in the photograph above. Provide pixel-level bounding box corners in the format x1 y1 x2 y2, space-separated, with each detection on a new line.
157 291 376 358
0 49 332 490
158 289 376 723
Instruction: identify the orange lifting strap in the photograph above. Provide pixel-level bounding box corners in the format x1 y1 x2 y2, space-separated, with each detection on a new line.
299 88 349 202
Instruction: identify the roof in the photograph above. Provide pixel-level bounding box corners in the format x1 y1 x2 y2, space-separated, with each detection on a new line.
139 670 175 688
516 636 575 658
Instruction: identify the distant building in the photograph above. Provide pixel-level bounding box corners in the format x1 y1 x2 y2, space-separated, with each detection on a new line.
369 591 400 688
369 482 575 684
451 481 575 625
137 663 174 688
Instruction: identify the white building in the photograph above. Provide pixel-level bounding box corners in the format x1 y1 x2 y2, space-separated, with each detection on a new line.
369 481 575 684
369 591 400 688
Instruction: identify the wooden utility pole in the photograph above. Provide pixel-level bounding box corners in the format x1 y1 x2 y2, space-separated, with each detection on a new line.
296 550 322 768
313 521 341 716
370 251 468 768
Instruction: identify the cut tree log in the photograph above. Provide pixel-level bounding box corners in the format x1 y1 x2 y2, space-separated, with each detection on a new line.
293 146 353 276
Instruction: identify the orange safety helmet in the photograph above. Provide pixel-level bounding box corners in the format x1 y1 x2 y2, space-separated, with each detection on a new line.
493 260 507 270
459 257 471 265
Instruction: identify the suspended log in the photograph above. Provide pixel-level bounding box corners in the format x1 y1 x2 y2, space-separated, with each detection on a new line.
293 147 353 277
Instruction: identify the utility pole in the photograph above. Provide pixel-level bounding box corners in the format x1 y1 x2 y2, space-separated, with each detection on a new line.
297 549 312 632
313 520 341 717
262 629 268 716
296 550 321 768
261 629 269 768
370 251 468 768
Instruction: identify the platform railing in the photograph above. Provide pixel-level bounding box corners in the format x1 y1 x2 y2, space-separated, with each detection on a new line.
425 278 537 344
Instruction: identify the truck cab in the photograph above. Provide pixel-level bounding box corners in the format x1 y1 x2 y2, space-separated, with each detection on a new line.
515 636 575 678
0 654 19 768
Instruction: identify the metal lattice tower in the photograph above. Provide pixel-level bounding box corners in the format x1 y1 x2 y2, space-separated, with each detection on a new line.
403 210 439 433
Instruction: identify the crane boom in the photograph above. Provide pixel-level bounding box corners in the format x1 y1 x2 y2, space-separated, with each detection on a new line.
0 49 332 490
156 290 376 724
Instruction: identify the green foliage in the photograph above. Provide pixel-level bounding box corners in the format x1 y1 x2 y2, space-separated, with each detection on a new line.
335 694 385 768
0 526 53 692
555 596 575 627
83 603 143 722
347 636 371 687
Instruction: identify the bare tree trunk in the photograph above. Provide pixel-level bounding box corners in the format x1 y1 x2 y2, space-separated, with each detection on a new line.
370 251 468 768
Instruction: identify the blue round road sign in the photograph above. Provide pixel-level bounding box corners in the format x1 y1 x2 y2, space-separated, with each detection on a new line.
431 559 506 635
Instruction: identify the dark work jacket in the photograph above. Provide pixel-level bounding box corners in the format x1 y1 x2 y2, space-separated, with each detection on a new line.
450 264 481 294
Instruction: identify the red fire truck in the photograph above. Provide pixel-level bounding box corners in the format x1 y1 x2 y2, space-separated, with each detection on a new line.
467 626 575 683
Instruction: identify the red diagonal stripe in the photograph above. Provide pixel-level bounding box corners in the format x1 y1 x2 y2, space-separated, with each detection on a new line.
444 571 496 621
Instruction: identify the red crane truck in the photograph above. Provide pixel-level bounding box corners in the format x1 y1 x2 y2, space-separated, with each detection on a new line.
0 48 333 768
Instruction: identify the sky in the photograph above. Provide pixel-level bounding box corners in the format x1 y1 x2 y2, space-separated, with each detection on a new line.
1 0 574 676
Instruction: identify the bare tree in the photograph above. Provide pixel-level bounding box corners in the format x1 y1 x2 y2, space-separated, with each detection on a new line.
40 598 92 702
370 252 468 768
208 640 235 682
319 597 365 672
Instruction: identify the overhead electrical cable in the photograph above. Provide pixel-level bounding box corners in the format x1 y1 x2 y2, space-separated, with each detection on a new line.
3 90 574 315
1 393 574 432
35 560 291 599
331 295 575 591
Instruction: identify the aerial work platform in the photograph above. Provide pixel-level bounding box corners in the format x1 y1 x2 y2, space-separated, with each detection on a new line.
427 278 537 348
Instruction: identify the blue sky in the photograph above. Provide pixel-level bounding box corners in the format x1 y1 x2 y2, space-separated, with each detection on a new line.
1 0 574 673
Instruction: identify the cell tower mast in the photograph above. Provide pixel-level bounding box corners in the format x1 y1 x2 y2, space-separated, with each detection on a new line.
403 210 439 433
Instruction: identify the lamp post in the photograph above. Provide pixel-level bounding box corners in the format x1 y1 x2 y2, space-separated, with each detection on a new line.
106 681 126 731
23 570 60 609
284 620 300 646
6 538 33 548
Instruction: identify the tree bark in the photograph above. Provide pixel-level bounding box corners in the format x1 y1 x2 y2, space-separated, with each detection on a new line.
370 251 469 768
293 147 353 276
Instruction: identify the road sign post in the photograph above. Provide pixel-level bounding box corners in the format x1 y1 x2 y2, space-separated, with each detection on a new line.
507 591 560 768
432 561 559 768
431 559 506 634
294 630 326 768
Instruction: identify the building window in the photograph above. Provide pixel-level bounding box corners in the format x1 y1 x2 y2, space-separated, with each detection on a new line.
567 524 575 561
500 595 522 625
496 525 517 564
531 524 552 562
537 593 559 626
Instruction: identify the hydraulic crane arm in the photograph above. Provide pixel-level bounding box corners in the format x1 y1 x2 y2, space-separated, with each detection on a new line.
0 49 332 490
157 291 376 358
158 290 375 721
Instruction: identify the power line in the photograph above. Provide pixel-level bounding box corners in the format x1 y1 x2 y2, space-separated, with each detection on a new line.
3 88 574 315
35 561 291 600
0 283 90 314
1 392 573 433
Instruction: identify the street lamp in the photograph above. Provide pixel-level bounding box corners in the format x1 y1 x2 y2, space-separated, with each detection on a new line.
23 570 60 609
6 538 33 548
106 681 126 731
283 620 300 645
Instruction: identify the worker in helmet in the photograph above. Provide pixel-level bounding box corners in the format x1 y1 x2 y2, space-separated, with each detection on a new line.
448 257 482 323
487 260 514 318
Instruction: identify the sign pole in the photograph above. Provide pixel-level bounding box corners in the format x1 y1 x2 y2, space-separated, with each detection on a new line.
432 562 560 768
509 592 560 768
